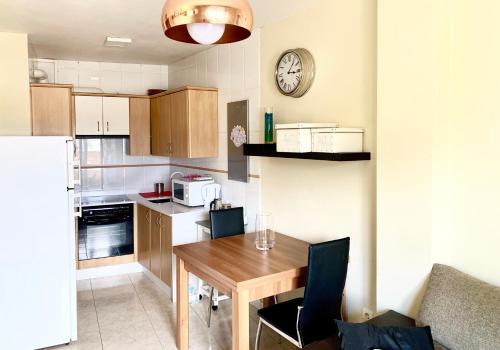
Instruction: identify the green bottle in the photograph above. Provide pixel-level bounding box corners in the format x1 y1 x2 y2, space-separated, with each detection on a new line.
264 107 274 144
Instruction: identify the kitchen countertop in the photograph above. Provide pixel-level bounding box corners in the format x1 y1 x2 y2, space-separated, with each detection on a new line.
127 194 208 217
81 194 208 217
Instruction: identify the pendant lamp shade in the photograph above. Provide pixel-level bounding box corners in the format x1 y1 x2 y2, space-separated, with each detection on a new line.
162 0 253 45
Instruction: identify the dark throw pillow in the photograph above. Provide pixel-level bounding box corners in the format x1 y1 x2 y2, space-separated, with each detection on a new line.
335 320 435 350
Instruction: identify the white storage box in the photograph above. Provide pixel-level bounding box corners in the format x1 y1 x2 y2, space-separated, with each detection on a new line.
276 123 338 153
311 128 364 153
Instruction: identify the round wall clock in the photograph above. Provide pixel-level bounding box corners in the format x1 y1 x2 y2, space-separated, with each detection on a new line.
275 48 315 98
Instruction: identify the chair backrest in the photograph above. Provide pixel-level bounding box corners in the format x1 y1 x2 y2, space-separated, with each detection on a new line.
298 237 350 346
209 207 245 239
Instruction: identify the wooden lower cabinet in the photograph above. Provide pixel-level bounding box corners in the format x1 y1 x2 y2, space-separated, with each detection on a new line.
137 205 151 270
150 211 162 278
160 214 172 287
137 205 173 288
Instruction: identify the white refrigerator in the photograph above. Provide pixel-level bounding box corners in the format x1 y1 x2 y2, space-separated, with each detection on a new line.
0 137 79 349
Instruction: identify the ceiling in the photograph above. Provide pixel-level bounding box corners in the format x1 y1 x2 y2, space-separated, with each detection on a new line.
0 0 318 64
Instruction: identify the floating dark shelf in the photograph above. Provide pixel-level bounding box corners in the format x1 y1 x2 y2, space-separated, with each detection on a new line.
243 143 371 161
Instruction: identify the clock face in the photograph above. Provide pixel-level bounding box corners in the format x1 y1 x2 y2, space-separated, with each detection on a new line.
275 48 315 98
276 51 303 94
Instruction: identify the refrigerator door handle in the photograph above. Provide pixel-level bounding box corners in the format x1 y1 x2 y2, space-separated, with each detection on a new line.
74 193 82 218
73 157 81 186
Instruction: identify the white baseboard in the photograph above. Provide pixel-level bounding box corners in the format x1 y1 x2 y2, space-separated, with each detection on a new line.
77 262 144 280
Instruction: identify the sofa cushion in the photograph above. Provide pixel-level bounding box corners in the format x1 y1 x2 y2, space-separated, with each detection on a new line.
417 264 500 350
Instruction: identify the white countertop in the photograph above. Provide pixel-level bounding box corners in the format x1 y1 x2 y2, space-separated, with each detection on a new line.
126 194 208 217
81 193 208 217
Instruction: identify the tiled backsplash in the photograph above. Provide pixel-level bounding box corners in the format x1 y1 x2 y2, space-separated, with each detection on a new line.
29 59 168 95
76 138 170 194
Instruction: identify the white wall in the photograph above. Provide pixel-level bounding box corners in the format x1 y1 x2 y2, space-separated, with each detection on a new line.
377 0 500 318
0 32 31 135
30 59 168 94
168 30 261 231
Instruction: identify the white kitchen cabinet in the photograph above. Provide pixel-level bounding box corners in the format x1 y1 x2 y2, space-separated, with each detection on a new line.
75 96 103 135
103 97 129 135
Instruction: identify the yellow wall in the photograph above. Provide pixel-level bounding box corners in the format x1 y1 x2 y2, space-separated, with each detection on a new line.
260 0 377 319
0 32 31 135
447 0 500 288
377 0 500 317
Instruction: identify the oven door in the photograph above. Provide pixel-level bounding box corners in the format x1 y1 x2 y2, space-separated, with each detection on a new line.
172 181 186 205
78 204 134 260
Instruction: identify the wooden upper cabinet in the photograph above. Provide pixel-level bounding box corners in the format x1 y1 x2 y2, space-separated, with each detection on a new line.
151 95 172 157
129 98 151 156
31 85 73 136
151 87 218 158
170 91 189 158
187 89 218 158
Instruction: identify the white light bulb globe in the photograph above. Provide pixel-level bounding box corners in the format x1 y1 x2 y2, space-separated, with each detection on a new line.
187 23 225 45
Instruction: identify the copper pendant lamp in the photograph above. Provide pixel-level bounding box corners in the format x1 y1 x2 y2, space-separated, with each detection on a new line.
161 0 253 45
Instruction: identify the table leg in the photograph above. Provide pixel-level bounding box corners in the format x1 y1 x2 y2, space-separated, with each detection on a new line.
232 289 250 350
176 256 189 350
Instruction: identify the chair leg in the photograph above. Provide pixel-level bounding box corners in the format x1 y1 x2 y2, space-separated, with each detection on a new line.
255 319 263 350
207 287 214 327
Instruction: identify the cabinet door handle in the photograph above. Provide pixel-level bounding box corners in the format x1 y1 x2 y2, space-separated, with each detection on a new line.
146 211 150 222
97 121 100 132
106 121 110 132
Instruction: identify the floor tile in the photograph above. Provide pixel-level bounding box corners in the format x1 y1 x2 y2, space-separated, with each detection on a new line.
62 273 291 350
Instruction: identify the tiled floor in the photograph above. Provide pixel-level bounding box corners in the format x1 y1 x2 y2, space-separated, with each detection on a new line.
46 273 297 350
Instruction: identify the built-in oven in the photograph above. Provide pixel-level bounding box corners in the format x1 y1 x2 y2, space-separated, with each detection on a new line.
78 203 134 261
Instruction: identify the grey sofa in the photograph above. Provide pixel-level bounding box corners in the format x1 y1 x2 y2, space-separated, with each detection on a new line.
305 263 500 350
417 264 500 350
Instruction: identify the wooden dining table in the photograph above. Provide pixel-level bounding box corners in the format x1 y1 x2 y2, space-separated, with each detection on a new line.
173 232 310 350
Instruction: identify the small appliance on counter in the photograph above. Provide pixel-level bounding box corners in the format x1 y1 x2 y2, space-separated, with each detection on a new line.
202 183 222 209
154 182 165 194
275 123 338 153
172 175 215 207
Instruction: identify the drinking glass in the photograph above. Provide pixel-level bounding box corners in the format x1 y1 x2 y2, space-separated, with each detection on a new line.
255 212 275 251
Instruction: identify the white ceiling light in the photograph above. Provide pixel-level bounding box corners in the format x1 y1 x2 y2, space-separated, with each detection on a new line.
104 36 133 48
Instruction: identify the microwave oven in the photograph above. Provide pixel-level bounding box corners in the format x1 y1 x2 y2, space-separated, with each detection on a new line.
172 178 214 207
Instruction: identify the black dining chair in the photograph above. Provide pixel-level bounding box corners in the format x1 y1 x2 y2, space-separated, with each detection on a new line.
204 207 245 327
254 237 350 349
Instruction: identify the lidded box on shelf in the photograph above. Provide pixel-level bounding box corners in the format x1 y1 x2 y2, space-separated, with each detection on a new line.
311 128 364 153
275 123 338 153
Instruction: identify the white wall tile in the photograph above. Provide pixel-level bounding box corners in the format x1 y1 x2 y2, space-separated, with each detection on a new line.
122 71 143 94
206 48 218 87
100 62 122 71
124 167 145 190
57 68 78 85
100 70 122 93
244 31 260 89
230 46 245 91
78 70 101 89
196 51 208 86
142 73 162 92
141 64 161 74
121 63 141 72
57 60 78 68
78 61 100 70
218 45 231 91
